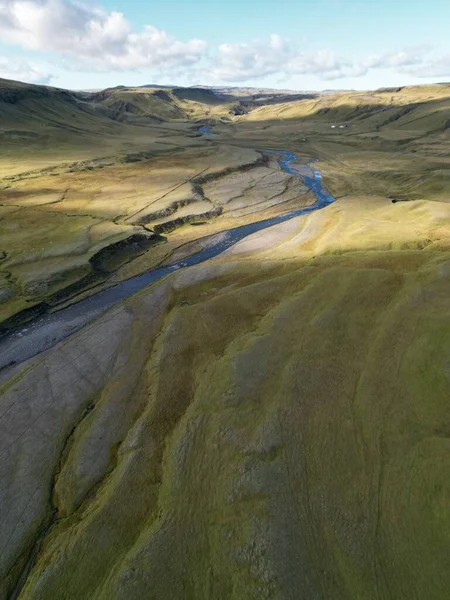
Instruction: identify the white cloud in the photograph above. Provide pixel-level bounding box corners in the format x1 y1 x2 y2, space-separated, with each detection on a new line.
362 47 450 79
0 0 207 70
364 48 427 69
211 37 367 82
213 34 292 81
0 56 52 83
287 49 368 80
399 52 450 78
209 36 450 84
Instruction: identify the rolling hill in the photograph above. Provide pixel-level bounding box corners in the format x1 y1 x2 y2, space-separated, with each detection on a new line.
0 77 450 600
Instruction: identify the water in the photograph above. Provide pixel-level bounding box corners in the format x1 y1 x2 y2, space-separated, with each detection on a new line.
0 149 335 370
198 126 217 136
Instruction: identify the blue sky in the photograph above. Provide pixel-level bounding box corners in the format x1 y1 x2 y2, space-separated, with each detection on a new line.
0 0 449 90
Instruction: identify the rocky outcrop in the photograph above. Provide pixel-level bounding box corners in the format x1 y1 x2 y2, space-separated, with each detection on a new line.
152 207 222 234
193 155 267 186
229 101 251 116
89 233 165 274
0 233 166 336
133 197 204 226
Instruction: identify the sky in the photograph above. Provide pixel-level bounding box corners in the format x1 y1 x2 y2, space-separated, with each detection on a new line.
0 0 450 91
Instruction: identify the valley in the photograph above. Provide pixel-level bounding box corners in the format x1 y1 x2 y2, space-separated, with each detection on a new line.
1 78 450 599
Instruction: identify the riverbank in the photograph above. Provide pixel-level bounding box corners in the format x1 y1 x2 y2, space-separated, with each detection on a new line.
0 150 335 372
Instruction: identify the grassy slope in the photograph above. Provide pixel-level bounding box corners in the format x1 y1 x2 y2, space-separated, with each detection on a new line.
1 80 450 599
230 84 450 202
2 195 450 599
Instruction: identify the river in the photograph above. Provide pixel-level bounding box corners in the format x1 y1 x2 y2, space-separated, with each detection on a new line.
198 125 217 136
0 149 335 372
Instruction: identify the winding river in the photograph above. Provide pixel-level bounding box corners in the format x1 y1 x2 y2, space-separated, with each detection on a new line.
0 149 335 371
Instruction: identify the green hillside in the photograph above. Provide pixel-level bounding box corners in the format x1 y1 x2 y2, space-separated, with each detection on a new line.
0 77 450 599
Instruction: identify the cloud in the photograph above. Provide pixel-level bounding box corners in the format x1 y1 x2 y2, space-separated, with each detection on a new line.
363 47 450 79
399 52 450 78
211 37 366 82
364 47 428 69
210 36 450 84
213 34 292 81
287 49 368 80
0 56 52 83
0 0 207 70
